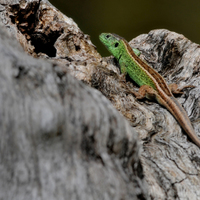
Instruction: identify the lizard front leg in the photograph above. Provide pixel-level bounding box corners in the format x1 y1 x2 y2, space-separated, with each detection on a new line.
132 48 141 56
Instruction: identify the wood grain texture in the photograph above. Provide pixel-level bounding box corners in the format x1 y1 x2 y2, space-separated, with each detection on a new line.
0 0 200 199
129 30 200 199
0 1 147 200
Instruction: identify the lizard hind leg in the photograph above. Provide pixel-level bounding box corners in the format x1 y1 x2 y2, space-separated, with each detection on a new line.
168 83 195 95
136 85 158 100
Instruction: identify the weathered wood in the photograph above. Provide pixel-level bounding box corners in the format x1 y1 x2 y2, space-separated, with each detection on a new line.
0 1 148 200
129 30 200 199
0 0 200 199
93 30 200 199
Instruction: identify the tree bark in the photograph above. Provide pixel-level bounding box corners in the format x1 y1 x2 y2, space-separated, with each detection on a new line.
0 1 147 200
0 0 200 200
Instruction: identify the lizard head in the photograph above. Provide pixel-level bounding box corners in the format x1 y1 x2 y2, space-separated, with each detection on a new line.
99 33 125 60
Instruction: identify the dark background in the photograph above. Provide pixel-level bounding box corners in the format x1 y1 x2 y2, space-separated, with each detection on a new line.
49 0 200 56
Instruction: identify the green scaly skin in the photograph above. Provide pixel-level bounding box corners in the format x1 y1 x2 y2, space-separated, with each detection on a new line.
99 33 200 148
99 33 157 90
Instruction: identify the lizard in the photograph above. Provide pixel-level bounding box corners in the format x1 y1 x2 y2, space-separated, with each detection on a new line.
99 32 200 148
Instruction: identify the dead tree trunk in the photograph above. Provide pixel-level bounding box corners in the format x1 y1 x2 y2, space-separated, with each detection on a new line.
0 0 200 200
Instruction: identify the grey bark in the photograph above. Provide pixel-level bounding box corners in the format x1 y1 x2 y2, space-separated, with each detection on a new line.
0 0 200 200
0 1 147 200
130 31 200 199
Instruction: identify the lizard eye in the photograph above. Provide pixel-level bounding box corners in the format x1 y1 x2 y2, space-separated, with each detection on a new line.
106 35 110 38
115 43 119 48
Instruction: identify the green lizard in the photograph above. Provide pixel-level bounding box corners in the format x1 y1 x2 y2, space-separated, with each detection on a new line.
99 33 200 148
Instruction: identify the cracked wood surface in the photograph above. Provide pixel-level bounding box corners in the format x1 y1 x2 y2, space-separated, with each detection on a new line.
130 30 200 199
0 0 200 199
0 1 147 200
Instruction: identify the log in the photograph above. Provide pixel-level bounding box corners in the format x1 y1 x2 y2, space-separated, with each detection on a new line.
0 1 147 200
0 0 200 199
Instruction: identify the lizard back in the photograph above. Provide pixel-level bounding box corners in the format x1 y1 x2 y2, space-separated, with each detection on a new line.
122 38 173 97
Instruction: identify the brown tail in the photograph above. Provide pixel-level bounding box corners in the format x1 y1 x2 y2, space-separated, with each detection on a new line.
168 96 200 148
